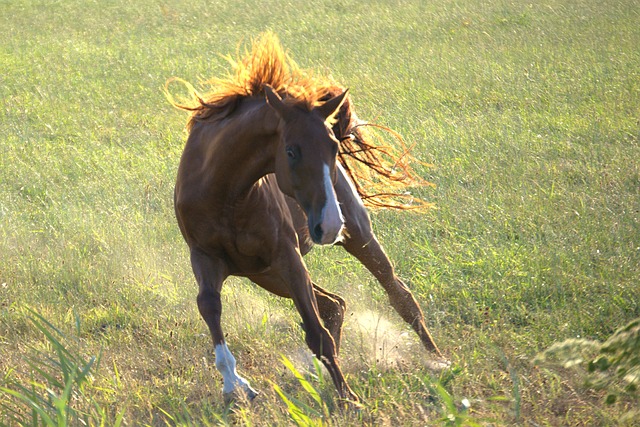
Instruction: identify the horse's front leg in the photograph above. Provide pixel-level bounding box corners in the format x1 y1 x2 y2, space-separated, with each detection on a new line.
255 253 360 405
334 166 443 357
343 232 442 357
190 248 259 404
292 276 358 404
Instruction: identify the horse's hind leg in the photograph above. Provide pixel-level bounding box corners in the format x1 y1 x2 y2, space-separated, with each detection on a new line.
313 284 346 354
190 248 258 404
335 168 442 357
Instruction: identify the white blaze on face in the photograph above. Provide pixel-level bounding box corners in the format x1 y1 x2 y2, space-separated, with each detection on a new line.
319 163 345 244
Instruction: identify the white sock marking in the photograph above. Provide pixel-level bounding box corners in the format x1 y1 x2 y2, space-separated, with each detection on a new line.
215 342 252 394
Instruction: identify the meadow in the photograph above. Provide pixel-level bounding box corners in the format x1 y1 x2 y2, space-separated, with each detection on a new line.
1 0 639 425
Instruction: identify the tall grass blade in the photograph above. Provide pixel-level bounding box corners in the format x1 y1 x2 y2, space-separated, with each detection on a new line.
280 355 324 408
0 387 57 426
271 382 323 427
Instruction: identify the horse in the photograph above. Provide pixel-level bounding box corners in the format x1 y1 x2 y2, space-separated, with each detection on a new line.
171 33 442 405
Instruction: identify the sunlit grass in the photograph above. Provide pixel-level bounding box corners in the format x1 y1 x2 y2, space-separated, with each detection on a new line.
2 0 639 425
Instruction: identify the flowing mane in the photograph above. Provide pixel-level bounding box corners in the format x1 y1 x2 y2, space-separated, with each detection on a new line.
167 32 433 210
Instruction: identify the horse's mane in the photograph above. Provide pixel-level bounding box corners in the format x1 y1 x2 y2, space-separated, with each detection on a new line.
167 32 433 211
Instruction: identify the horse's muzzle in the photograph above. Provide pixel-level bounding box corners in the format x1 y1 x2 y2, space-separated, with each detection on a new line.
308 208 344 245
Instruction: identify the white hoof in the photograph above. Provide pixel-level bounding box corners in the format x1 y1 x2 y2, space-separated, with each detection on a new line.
425 358 452 372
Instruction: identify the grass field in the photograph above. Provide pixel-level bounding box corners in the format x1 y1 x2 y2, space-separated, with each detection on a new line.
1 0 639 425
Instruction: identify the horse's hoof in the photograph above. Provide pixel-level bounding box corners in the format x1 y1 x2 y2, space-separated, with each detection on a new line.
223 385 260 406
425 358 451 372
337 396 364 413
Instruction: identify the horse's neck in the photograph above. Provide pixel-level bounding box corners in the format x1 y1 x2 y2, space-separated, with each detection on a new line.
204 98 279 200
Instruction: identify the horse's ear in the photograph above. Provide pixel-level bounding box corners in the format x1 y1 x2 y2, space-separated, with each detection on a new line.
264 85 290 118
315 89 349 121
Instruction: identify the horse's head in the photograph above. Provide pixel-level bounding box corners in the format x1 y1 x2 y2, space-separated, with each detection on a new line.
265 85 348 245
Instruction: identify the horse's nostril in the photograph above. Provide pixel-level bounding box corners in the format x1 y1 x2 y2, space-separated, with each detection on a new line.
313 223 323 240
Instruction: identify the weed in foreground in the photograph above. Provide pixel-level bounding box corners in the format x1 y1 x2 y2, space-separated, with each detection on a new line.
536 317 640 422
0 309 125 427
272 354 492 426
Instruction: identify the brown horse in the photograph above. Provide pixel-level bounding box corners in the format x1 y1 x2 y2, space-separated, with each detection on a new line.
171 33 441 405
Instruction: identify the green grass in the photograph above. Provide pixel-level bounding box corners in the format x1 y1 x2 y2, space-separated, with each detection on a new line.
1 0 639 425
